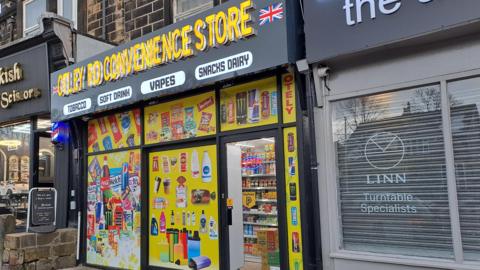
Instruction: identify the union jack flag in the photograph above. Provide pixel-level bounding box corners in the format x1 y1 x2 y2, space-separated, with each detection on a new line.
259 3 284 26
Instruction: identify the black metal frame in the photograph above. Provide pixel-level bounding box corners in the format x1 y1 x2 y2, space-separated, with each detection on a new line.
80 67 313 270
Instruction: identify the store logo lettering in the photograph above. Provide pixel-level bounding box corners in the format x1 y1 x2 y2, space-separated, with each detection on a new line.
140 71 186 95
55 0 256 97
343 0 434 26
1 88 41 109
63 98 92 115
98 86 132 106
195 51 253 80
0 63 22 85
366 173 406 184
283 74 294 115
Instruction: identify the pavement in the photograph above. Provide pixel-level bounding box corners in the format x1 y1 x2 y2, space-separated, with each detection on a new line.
61 266 99 270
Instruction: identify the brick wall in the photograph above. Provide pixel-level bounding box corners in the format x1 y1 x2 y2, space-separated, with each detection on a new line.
86 0 167 44
2 229 78 270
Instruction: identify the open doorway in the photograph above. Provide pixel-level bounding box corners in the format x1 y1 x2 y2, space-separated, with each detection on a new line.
226 137 280 270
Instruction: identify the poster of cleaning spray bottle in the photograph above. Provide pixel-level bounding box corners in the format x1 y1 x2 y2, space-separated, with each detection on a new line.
149 145 219 269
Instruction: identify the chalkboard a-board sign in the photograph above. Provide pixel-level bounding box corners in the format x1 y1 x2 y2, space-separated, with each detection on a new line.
27 188 57 233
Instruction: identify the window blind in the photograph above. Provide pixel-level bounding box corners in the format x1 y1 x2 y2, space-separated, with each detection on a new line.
449 78 480 261
332 86 453 258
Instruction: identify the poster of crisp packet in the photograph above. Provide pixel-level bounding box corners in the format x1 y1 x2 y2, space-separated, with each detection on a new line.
110 168 122 194
88 157 102 179
129 173 139 192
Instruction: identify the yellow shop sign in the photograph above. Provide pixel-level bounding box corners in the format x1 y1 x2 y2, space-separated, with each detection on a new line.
56 0 256 97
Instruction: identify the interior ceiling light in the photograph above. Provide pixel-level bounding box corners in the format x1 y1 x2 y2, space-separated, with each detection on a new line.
235 143 255 148
37 119 52 129
0 140 21 147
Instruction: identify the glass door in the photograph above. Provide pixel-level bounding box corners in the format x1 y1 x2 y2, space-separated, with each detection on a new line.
226 137 281 270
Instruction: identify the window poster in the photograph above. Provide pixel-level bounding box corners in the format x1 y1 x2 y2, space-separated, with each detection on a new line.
88 109 142 153
149 145 219 270
220 77 278 131
282 73 297 124
283 127 304 270
86 150 141 270
144 92 216 145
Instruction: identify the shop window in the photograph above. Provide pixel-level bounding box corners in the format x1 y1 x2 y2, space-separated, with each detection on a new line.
448 77 480 261
220 77 279 132
57 0 77 28
173 0 213 22
331 85 454 258
0 121 31 228
144 92 216 145
87 109 141 153
86 150 141 269
148 145 219 268
23 0 46 37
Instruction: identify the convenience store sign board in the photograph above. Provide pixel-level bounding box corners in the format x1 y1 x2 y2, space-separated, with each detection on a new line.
51 0 292 121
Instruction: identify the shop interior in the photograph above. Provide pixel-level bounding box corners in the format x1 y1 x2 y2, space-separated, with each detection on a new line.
227 138 280 270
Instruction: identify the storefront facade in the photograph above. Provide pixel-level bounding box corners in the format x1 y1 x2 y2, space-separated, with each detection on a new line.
50 1 316 269
304 1 480 270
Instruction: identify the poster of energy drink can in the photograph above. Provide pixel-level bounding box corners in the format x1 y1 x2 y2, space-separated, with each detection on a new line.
86 150 141 270
220 77 278 131
149 145 219 270
144 92 216 145
283 127 304 269
88 109 141 153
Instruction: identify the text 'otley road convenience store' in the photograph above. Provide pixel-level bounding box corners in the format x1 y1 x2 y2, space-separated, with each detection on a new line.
54 0 256 97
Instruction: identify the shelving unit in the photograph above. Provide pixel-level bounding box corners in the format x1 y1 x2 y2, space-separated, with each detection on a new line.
244 255 262 264
243 210 278 216
240 142 279 265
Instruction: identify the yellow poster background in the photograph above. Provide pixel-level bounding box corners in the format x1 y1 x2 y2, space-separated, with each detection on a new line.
282 73 297 124
144 92 216 144
87 109 142 153
149 145 219 270
220 77 278 131
86 150 141 270
283 127 304 270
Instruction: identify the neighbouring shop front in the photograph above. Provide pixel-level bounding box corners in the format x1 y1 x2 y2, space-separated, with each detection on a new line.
50 1 315 270
0 18 73 231
304 1 480 270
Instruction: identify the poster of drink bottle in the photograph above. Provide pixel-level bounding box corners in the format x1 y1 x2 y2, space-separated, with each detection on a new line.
87 150 141 270
88 109 142 153
149 145 219 270
220 77 278 132
144 92 217 145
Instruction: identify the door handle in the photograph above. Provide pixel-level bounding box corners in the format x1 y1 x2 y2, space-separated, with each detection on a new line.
227 206 233 226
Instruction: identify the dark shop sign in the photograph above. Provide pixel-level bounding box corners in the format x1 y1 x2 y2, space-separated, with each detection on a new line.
304 0 480 63
0 44 50 122
51 0 292 121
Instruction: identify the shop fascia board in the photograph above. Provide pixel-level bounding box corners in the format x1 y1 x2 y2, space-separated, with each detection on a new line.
309 19 480 66
50 0 298 122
